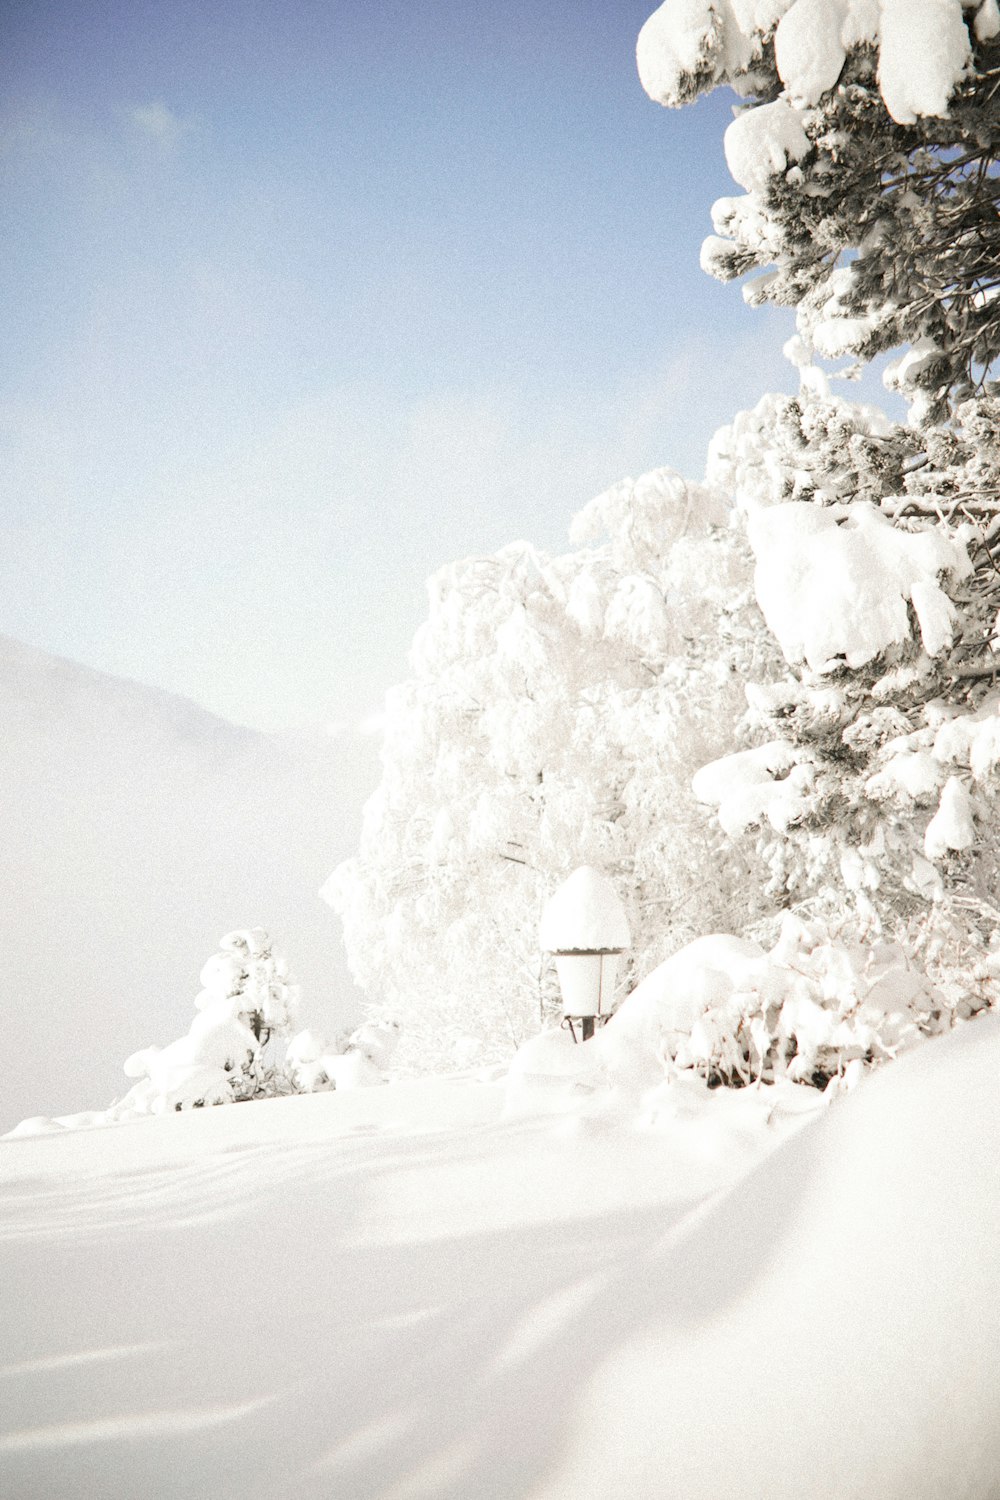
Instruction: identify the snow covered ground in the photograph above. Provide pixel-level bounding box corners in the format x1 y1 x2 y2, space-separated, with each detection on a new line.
2 1012 998 1499
0 635 379 1131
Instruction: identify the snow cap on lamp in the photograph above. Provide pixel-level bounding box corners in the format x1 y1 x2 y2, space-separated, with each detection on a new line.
540 864 631 954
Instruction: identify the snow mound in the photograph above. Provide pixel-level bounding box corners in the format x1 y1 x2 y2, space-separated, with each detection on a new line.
546 1011 1000 1500
2 1011 997 1498
504 1025 607 1117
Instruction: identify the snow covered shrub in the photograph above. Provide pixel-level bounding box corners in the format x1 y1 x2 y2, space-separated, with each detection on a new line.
284 1027 342 1092
112 929 300 1117
326 469 783 1074
284 1016 400 1091
602 919 945 1093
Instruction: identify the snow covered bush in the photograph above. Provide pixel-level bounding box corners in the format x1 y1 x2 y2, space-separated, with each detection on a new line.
284 1016 401 1091
326 469 783 1073
112 929 300 1116
507 920 953 1107
38 938 395 1127
601 919 947 1094
284 1027 343 1092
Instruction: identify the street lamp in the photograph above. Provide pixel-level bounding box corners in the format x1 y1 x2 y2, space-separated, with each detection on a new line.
540 866 630 1041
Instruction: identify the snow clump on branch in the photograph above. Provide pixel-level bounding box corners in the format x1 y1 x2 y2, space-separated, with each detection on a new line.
638 0 974 123
639 0 1000 421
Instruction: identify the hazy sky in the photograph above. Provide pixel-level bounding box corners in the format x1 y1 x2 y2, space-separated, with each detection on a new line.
4 0 815 731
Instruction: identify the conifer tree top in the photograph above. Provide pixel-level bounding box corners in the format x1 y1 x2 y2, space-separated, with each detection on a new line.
639 0 1000 422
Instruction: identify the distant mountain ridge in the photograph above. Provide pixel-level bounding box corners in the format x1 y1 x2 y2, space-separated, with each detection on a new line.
0 634 379 1129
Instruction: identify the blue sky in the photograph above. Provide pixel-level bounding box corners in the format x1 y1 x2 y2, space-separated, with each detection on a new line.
3 0 810 731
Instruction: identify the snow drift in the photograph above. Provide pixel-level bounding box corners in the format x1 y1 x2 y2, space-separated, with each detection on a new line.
0 1010 997 1498
546 1011 1000 1500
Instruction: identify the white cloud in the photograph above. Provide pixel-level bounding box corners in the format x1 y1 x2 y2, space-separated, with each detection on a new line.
0 318 804 732
130 102 192 149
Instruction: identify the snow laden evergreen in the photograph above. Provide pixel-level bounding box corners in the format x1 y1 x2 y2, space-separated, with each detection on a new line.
639 0 1000 1032
112 929 301 1115
102 930 399 1119
326 472 782 1074
638 0 1000 422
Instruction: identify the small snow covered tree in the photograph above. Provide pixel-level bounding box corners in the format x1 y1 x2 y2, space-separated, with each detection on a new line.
638 0 1000 422
113 928 300 1115
326 469 783 1073
196 929 298 1047
192 927 300 1098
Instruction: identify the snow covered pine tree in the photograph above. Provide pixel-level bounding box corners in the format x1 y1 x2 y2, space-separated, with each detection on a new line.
639 0 1000 421
639 0 1000 1015
112 929 301 1114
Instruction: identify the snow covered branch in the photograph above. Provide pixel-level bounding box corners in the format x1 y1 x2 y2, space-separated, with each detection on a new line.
640 0 1000 420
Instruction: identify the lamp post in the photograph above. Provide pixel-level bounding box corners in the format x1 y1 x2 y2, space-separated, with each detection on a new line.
540 866 630 1042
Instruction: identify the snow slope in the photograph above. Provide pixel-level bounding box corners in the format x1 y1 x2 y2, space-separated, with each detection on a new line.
1 1013 997 1498
0 635 379 1130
